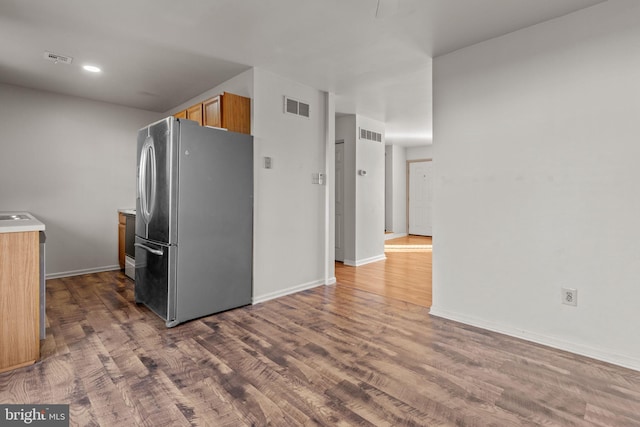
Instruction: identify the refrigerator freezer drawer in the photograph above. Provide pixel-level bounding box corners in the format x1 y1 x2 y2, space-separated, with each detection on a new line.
134 237 176 325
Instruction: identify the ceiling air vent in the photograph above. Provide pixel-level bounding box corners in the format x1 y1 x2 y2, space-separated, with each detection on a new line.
43 51 73 65
284 96 310 118
360 127 383 142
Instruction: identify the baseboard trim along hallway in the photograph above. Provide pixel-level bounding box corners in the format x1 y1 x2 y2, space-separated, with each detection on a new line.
429 306 640 372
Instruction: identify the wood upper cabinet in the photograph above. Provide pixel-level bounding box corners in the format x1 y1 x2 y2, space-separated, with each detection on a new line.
186 103 204 126
174 92 251 134
203 96 222 128
204 92 251 134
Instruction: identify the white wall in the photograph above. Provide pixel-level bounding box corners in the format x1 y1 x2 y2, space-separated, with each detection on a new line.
406 145 433 161
385 145 393 232
391 145 408 237
252 68 331 302
336 116 357 262
0 83 161 277
355 115 385 264
336 115 385 265
385 145 407 240
431 0 640 371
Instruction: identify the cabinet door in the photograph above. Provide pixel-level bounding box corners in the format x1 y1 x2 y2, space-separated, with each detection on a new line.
0 231 39 373
186 104 203 126
174 110 187 119
118 213 126 269
203 96 222 128
221 93 251 134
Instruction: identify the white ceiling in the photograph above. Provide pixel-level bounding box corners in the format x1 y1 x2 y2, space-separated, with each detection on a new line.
0 0 606 146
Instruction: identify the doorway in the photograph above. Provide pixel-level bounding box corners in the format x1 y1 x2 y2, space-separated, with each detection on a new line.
407 159 433 236
334 147 433 308
334 234 432 307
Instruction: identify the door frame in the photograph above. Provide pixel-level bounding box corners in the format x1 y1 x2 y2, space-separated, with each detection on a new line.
406 158 433 235
335 139 345 261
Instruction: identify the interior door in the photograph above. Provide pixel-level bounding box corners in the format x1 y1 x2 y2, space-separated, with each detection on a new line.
335 142 345 261
408 160 433 236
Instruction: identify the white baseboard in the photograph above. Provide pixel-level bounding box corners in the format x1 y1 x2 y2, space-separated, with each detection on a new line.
252 278 326 305
385 232 408 240
429 306 640 373
326 276 336 285
46 265 121 280
344 254 386 267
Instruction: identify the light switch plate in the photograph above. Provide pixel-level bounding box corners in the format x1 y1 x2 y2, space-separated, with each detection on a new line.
561 288 577 306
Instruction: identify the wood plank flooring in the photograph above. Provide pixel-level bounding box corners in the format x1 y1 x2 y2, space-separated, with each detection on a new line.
1 270 639 426
335 235 432 307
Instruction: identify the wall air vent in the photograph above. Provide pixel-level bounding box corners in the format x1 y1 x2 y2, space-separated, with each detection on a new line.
360 127 383 142
43 51 73 65
284 96 310 118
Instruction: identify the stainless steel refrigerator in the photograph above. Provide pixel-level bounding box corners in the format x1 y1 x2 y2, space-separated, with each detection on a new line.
134 117 253 327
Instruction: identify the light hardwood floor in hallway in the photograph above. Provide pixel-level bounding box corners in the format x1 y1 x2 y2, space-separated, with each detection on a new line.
335 235 432 307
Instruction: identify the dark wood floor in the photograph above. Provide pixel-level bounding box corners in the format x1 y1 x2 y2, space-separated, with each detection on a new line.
1 270 639 426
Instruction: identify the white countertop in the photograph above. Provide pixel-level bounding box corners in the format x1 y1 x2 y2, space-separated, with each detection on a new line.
119 209 136 216
0 212 45 233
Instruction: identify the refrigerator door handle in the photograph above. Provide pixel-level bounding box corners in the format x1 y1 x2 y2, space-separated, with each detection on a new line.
138 138 157 225
148 142 157 218
134 242 164 256
138 139 148 222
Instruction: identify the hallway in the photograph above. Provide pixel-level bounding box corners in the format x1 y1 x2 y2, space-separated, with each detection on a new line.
335 235 432 308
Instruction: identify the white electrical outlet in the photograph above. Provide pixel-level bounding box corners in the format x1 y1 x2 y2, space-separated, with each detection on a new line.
561 288 578 306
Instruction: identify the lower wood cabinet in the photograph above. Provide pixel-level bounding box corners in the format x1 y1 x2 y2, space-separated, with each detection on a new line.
0 231 40 373
118 213 126 269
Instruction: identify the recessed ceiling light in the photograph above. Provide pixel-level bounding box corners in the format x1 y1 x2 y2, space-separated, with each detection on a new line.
82 65 101 73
